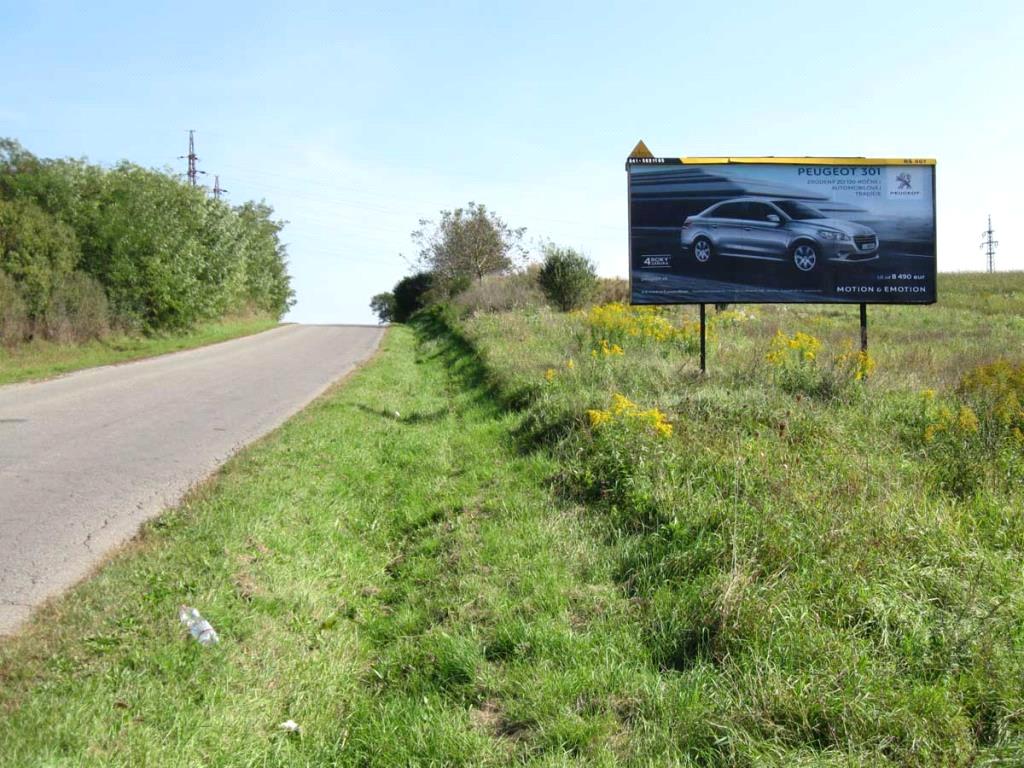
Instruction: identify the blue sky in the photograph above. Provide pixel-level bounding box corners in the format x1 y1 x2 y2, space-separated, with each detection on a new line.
2 1 1021 323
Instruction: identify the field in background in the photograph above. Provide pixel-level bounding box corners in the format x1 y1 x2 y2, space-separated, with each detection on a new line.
0 316 280 386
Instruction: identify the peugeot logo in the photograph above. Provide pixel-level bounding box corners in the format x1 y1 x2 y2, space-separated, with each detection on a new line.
896 172 913 190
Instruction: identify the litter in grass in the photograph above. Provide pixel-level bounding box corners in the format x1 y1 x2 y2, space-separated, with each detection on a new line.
278 719 301 734
178 605 219 645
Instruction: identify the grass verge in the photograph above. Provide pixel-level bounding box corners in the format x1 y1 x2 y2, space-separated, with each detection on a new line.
0 316 281 386
1 322 663 766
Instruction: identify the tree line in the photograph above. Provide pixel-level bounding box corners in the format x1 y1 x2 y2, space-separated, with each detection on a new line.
371 201 599 322
0 138 294 345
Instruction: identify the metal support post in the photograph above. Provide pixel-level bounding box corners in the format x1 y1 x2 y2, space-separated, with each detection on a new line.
699 303 707 374
860 303 868 354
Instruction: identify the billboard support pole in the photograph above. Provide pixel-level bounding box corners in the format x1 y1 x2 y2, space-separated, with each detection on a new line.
699 303 707 374
859 303 868 354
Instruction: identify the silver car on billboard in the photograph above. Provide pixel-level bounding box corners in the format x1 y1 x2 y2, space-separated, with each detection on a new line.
680 197 879 272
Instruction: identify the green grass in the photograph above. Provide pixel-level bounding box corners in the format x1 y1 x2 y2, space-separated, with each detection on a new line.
0 322 668 766
0 316 281 386
454 271 1024 765
2 273 1023 765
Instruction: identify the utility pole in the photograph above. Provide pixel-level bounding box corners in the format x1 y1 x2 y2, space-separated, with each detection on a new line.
212 175 228 200
981 215 998 273
178 129 206 188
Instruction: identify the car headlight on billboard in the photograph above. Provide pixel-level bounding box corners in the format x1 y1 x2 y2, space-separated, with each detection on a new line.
817 230 850 241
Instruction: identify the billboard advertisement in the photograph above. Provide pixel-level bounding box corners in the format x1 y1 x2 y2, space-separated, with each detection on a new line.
628 156 936 305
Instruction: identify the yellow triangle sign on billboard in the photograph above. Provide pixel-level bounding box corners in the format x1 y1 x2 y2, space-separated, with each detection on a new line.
628 140 653 159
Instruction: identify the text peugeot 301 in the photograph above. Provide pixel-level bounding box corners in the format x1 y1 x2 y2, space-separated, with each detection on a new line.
680 197 879 272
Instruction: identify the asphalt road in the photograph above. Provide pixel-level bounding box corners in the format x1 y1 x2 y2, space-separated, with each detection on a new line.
0 324 384 635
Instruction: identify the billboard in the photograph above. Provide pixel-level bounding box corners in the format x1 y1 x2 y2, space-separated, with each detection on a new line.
628 156 936 305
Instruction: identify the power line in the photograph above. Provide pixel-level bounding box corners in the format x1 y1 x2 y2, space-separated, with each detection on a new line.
218 165 623 233
981 214 998 273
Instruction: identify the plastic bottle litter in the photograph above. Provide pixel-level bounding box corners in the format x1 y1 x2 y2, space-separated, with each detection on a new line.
178 605 219 645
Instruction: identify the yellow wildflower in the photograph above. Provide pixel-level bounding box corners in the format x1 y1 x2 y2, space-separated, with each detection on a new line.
593 339 625 357
646 408 673 438
957 405 980 433
587 394 672 439
767 330 820 365
854 351 876 381
611 393 635 415
582 302 697 348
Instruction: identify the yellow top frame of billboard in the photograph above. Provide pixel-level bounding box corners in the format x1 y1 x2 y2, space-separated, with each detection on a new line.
623 142 935 166
627 157 936 168
618 142 933 165
678 157 936 166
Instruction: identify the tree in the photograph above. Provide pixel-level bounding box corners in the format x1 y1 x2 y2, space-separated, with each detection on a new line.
537 244 597 311
0 138 296 333
370 292 395 323
235 200 295 317
0 139 41 200
412 202 525 292
0 198 80 319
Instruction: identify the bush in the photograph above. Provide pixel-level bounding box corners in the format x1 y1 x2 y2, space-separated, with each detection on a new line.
765 330 873 398
42 271 110 343
914 360 1024 496
583 302 701 355
392 271 434 323
0 271 29 346
537 245 597 311
957 359 1024 446
917 393 986 496
452 267 546 314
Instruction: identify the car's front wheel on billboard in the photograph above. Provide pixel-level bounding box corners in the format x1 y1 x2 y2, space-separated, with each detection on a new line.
792 243 818 272
693 236 713 263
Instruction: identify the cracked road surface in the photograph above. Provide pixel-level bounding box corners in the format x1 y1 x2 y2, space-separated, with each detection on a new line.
0 324 383 635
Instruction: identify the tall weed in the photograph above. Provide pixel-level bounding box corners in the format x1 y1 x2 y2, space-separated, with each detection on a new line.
452 268 545 314
42 271 110 343
0 271 29 346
